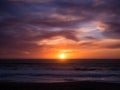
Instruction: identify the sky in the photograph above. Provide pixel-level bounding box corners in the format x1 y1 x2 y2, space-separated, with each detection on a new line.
0 0 120 59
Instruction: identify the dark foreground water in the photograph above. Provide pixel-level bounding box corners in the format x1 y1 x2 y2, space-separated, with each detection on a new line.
0 59 120 83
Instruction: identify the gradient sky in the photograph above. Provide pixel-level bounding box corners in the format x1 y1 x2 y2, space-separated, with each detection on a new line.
0 0 120 59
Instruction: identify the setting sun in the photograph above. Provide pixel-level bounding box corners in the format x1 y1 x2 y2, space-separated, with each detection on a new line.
59 53 66 59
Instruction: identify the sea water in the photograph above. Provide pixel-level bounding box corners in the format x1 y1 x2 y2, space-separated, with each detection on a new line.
0 59 120 83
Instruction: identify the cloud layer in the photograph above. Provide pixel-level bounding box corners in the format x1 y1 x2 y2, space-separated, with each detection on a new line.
0 0 120 58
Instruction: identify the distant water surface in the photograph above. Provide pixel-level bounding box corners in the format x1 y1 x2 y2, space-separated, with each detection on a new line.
0 59 120 83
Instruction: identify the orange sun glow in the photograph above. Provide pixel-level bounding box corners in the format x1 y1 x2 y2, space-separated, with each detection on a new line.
59 53 66 59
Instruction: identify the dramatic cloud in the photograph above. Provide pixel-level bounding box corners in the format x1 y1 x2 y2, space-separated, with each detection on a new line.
78 39 120 49
98 22 120 39
0 0 120 58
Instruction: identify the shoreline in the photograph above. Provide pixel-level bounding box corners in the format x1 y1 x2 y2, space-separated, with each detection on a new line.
0 81 120 90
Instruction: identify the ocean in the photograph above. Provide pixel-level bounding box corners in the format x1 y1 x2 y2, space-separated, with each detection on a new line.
0 59 120 83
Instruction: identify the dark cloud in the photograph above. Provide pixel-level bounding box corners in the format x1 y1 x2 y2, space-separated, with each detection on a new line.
94 0 120 39
99 22 120 39
0 20 78 55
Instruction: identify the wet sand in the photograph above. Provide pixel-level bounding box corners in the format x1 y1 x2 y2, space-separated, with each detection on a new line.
0 81 120 90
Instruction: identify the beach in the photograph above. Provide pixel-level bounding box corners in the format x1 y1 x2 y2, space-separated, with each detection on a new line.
0 81 120 90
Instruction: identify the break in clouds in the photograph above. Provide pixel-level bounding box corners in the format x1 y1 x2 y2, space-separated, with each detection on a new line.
0 0 120 57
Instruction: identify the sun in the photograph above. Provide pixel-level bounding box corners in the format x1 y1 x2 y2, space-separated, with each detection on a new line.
59 53 66 59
